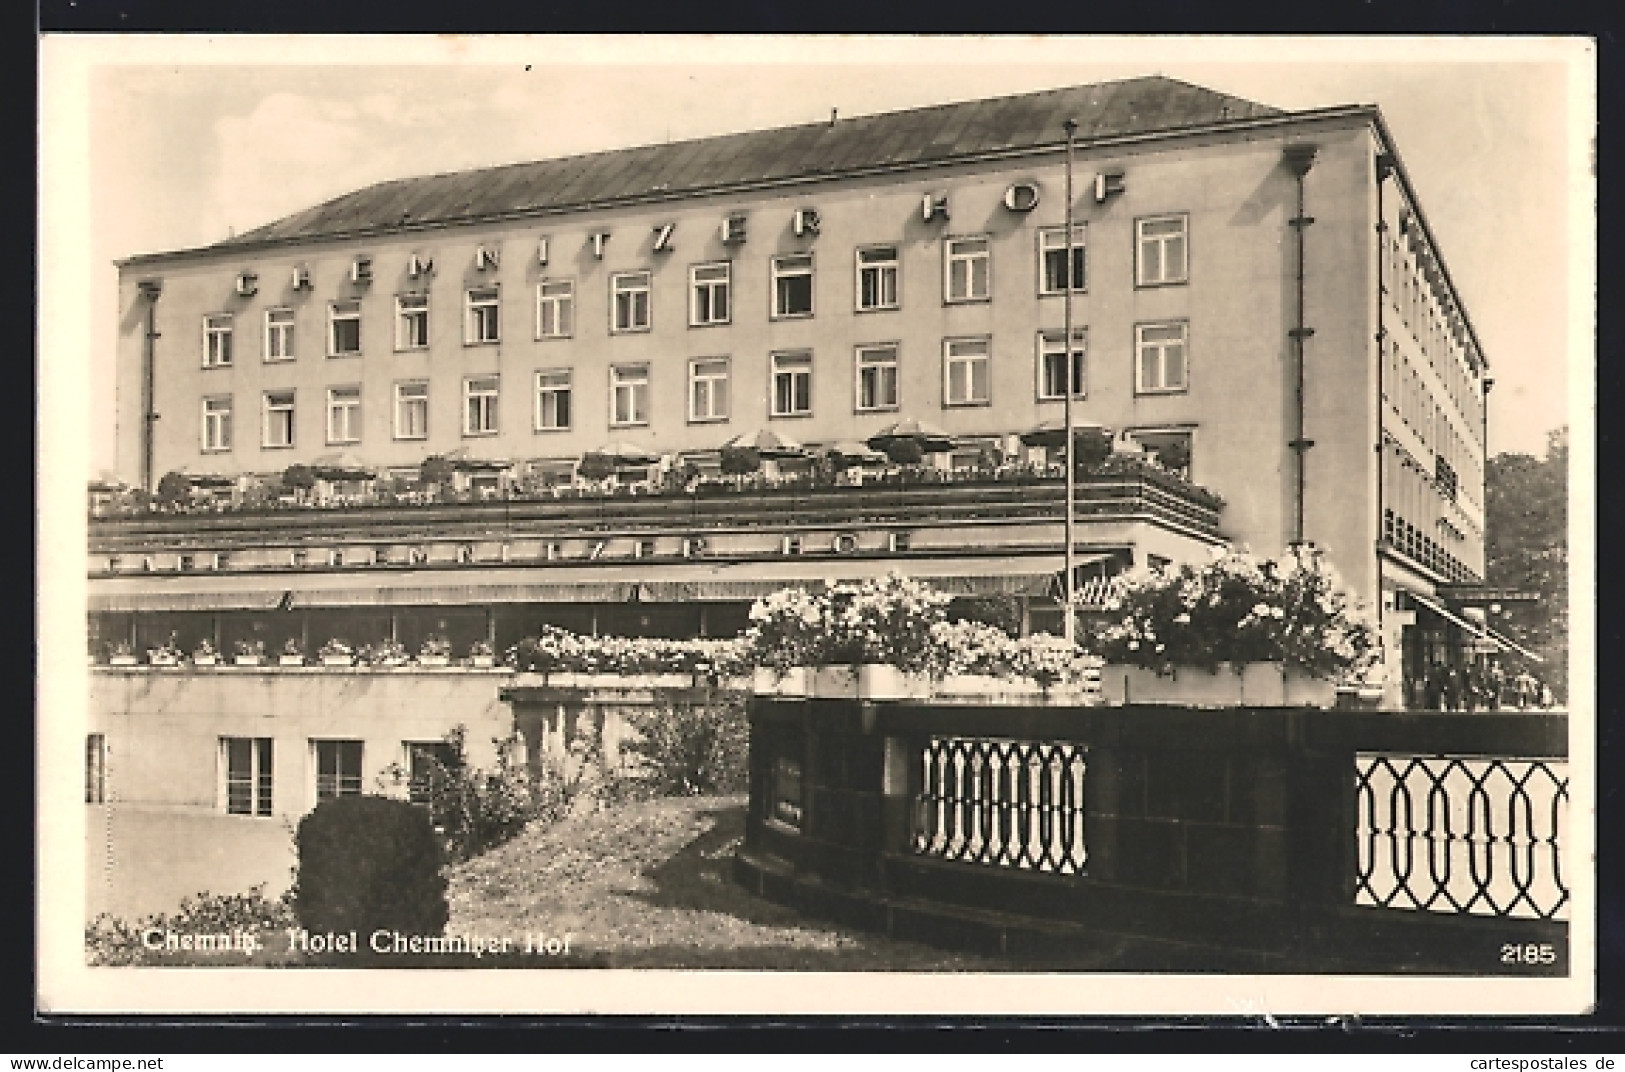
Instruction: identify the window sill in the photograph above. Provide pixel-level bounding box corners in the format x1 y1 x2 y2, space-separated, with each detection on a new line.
1134 387 1190 397
1038 289 1089 299
687 415 730 425
200 363 233 371
1133 279 1189 290
610 327 652 336
608 422 651 430
769 411 814 420
535 334 573 342
394 346 429 355
855 405 900 414
393 435 429 442
943 399 992 409
532 426 571 434
327 352 363 360
261 443 295 451
262 357 297 364
462 430 500 438
200 447 234 454
689 320 731 329
463 340 501 348
943 297 991 306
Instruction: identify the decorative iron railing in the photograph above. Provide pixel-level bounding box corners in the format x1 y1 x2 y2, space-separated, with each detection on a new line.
912 736 1087 875
1354 754 1569 920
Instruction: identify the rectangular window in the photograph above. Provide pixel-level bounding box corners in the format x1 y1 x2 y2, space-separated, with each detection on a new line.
536 279 574 339
326 386 361 444
1136 214 1189 287
689 357 730 422
85 734 105 804
1037 329 1088 400
856 245 899 311
313 739 363 803
466 287 500 344
690 262 731 326
611 271 651 333
396 295 429 350
944 337 991 406
855 344 899 412
464 376 499 435
394 381 428 440
771 254 814 319
610 364 650 427
203 314 233 367
534 369 572 431
329 301 362 356
263 391 295 448
264 308 295 362
1039 225 1088 295
1136 321 1189 394
201 396 233 452
945 237 990 302
223 737 273 817
770 351 813 417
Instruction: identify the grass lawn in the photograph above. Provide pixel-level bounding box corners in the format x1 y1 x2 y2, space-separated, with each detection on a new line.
447 794 993 970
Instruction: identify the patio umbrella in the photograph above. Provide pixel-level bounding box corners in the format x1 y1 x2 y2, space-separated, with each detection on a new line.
1018 419 1111 450
823 440 888 466
720 428 808 460
865 418 955 454
581 442 661 470
309 453 376 482
442 447 514 473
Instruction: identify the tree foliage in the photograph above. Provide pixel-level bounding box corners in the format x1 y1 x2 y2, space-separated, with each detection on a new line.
1484 427 1568 700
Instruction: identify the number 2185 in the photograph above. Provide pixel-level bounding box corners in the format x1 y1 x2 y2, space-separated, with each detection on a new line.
1502 943 1557 964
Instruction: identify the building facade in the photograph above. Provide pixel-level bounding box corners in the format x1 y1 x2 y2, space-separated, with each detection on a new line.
94 76 1497 712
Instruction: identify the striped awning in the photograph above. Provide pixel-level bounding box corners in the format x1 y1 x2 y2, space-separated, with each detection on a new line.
1407 590 1488 637
88 555 1085 611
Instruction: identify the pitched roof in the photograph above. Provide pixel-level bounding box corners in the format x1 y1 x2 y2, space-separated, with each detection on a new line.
212 76 1279 251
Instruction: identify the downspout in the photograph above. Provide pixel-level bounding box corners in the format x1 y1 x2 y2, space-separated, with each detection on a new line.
137 279 163 494
1283 144 1319 550
1375 151 1397 661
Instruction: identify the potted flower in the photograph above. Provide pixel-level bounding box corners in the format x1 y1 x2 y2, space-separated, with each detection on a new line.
359 638 408 668
318 637 355 667
232 638 265 667
147 633 184 668
1086 549 1376 708
467 638 496 669
191 637 219 667
417 633 452 667
108 639 138 667
278 636 306 667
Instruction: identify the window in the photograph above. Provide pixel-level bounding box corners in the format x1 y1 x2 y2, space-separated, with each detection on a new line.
85 734 105 804
464 376 499 435
1037 329 1088 400
326 386 362 444
770 351 812 417
1136 321 1189 394
223 737 273 817
466 287 500 344
264 308 295 362
944 337 991 406
203 314 233 367
689 358 730 422
611 364 650 427
945 237 990 302
1132 429 1194 479
263 391 295 448
690 262 731 326
1039 225 1088 295
1136 214 1189 286
329 301 362 356
855 344 899 412
395 295 429 350
313 740 363 802
771 254 814 319
394 381 428 440
201 396 233 452
611 271 651 333
536 279 574 339
534 369 572 431
856 245 899 311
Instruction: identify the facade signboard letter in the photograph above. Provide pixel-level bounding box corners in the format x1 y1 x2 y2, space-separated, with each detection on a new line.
922 193 950 222
652 222 675 253
589 232 610 259
793 208 821 237
722 213 748 245
1002 183 1040 212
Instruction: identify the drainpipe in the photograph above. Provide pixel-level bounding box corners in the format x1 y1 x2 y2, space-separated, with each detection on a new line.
1374 152 1396 671
1283 144 1319 550
136 279 163 494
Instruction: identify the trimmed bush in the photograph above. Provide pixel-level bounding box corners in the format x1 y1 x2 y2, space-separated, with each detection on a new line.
155 471 191 507
418 454 455 487
292 795 448 946
624 700 749 797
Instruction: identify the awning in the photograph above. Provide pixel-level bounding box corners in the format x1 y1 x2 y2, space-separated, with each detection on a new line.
87 555 1089 611
1407 591 1488 637
1484 627 1545 664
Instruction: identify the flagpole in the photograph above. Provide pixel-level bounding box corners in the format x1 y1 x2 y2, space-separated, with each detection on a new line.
1063 118 1078 646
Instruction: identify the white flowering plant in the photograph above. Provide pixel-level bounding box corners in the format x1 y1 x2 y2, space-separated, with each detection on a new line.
507 626 753 677
812 573 953 673
744 587 825 671
1085 548 1376 677
1009 633 1103 688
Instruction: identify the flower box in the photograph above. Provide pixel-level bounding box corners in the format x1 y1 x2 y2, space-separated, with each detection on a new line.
278 654 305 667
108 654 138 667
1098 661 1337 708
377 657 408 669
321 655 355 667
233 656 263 667
812 664 931 701
147 652 180 667
753 667 811 697
469 654 496 668
192 655 218 667
416 655 450 668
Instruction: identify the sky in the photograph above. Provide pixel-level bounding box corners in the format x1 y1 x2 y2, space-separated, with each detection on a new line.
42 35 1593 478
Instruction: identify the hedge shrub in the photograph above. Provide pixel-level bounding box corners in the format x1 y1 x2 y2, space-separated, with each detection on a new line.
624 700 749 797
292 795 448 948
